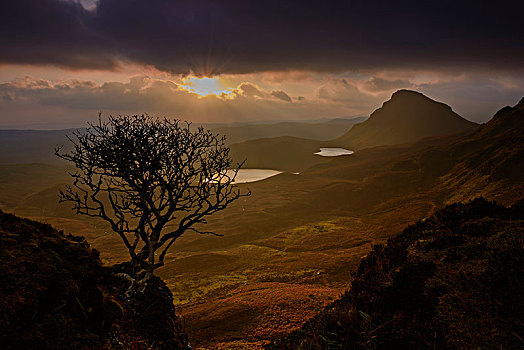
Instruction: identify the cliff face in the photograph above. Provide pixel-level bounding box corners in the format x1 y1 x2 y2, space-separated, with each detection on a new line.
270 198 524 349
0 210 191 349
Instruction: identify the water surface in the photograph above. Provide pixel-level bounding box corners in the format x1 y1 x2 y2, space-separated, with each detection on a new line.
229 169 282 183
314 148 354 157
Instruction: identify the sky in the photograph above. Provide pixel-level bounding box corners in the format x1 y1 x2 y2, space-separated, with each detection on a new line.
0 0 523 129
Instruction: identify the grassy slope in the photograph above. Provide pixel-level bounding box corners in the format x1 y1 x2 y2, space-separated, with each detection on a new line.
0 210 117 349
230 136 326 171
270 198 524 349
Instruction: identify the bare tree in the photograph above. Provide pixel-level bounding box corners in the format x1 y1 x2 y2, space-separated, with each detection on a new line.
55 115 249 281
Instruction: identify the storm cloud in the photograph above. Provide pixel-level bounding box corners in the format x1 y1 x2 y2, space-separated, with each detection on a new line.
1 0 523 74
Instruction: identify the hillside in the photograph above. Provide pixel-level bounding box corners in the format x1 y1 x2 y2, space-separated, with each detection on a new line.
229 136 324 171
174 99 523 347
331 90 479 150
435 96 524 204
307 97 524 206
270 198 524 349
0 210 190 349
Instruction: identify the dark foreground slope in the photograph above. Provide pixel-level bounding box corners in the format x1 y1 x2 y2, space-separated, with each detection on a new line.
0 211 190 349
270 198 524 349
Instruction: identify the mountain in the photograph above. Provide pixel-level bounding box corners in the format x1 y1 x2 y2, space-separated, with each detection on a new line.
331 90 479 149
270 198 524 349
303 97 524 207
0 210 190 349
156 98 523 347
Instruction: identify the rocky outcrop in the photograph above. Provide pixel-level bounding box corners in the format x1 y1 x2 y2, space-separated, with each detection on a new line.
0 210 191 349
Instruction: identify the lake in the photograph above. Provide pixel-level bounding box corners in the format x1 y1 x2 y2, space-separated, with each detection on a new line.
314 148 354 157
227 169 282 183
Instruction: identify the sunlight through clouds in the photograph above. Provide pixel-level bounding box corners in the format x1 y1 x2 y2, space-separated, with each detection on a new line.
180 76 236 99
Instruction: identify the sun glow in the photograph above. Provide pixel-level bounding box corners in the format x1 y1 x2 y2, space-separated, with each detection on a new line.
181 76 234 98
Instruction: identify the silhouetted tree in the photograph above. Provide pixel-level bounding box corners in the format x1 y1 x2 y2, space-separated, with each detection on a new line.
55 115 249 281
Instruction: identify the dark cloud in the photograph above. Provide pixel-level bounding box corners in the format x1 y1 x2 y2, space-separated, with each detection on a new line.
1 0 523 74
238 83 265 98
361 77 414 93
271 90 292 102
417 75 524 122
316 78 379 107
0 0 117 69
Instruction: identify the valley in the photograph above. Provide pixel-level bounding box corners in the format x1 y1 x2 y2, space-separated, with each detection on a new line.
0 92 522 349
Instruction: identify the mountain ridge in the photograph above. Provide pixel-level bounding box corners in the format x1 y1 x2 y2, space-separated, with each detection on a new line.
229 90 481 171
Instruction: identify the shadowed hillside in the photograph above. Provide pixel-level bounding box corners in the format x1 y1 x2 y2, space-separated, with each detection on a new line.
306 96 524 206
332 90 479 149
0 210 191 349
439 97 524 204
269 198 524 349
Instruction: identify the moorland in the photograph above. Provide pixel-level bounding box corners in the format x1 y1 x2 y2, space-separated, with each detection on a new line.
0 90 522 348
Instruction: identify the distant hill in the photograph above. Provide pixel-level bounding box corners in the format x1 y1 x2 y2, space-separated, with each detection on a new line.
0 117 365 164
0 211 190 349
0 129 75 164
331 90 479 149
270 198 524 349
214 117 366 145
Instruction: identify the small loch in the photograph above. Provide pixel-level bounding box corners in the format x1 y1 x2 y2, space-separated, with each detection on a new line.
314 148 354 157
